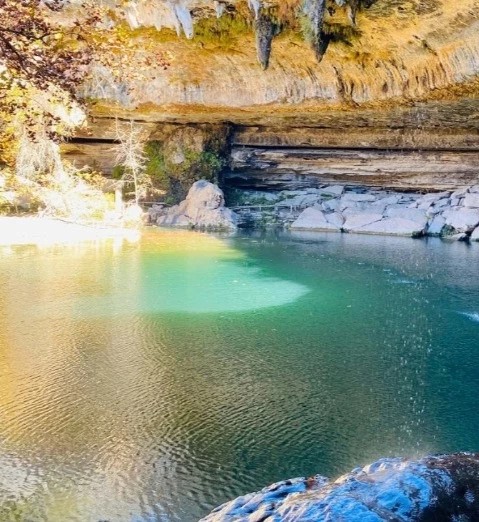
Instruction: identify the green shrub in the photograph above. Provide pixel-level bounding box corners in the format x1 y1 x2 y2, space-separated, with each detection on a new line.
142 142 225 204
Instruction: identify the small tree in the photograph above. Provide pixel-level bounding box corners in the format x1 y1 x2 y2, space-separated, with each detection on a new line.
0 0 102 136
114 120 152 205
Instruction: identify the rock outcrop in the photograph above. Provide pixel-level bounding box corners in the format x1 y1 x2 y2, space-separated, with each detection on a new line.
155 180 238 230
201 453 479 521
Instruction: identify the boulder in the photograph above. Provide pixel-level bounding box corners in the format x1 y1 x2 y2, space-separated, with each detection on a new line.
290 207 341 232
325 212 344 229
320 185 344 196
278 194 320 208
202 453 479 522
384 207 428 230
428 214 446 236
463 193 479 208
354 217 426 237
157 180 238 230
340 201 364 213
451 188 469 199
417 192 451 210
341 193 377 203
375 195 401 206
343 212 383 232
443 208 479 233
322 198 340 212
433 198 450 209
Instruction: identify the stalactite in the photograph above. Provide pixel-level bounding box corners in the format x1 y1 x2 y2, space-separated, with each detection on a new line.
247 0 262 19
302 0 328 63
254 11 275 70
347 0 360 25
118 0 382 69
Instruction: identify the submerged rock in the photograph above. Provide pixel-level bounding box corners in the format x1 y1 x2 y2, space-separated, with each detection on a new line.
201 453 479 521
157 180 238 230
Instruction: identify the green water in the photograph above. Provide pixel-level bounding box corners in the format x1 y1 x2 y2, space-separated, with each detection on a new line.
0 229 478 521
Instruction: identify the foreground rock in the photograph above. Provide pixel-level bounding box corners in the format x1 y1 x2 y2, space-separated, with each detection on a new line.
231 184 479 240
201 453 479 521
156 181 238 231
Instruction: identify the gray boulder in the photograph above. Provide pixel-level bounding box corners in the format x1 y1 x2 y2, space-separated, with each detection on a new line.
428 215 446 236
325 212 344 229
291 207 341 232
355 217 426 237
343 212 383 232
322 198 340 212
463 193 479 208
320 185 344 196
385 207 428 228
157 180 238 230
278 194 321 209
375 195 401 206
341 193 377 203
443 208 479 233
451 188 469 199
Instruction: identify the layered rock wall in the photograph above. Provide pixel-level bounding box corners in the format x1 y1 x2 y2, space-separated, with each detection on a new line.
227 146 479 191
66 0 479 194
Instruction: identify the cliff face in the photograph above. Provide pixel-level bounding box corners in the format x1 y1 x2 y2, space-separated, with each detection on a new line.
67 0 479 191
81 0 479 110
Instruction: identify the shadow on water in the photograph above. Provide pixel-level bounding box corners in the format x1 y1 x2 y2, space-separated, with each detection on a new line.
0 229 478 521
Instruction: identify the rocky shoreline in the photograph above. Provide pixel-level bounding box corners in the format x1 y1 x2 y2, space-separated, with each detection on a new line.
229 184 479 240
149 181 479 241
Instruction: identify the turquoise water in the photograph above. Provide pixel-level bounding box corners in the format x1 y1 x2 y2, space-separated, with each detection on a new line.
0 229 478 521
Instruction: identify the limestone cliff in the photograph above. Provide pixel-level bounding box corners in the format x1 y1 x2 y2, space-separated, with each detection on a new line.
77 0 479 111
65 0 479 192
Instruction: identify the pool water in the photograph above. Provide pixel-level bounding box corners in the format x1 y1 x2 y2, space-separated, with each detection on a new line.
0 229 478 521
